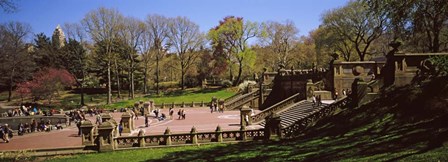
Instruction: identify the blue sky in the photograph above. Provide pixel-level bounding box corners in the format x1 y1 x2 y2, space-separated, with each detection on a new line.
0 0 348 39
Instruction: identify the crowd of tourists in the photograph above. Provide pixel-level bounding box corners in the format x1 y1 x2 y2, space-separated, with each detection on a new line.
2 105 58 117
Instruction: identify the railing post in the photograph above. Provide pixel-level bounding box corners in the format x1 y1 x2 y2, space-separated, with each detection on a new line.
240 125 247 141
80 120 94 146
96 121 115 152
138 129 145 147
264 113 282 141
240 105 252 126
164 127 171 145
215 125 223 142
120 112 132 133
190 126 198 144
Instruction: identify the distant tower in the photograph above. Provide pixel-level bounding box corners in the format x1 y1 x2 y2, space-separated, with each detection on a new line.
52 24 66 49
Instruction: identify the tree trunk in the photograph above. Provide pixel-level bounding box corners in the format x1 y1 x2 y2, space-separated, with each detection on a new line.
107 60 112 104
156 53 160 95
234 59 243 86
8 69 14 102
130 59 134 99
115 59 121 99
143 64 148 94
80 83 85 106
181 62 185 90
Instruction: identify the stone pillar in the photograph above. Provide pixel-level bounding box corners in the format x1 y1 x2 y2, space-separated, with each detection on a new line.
164 128 171 145
120 112 132 133
240 106 252 126
200 101 204 107
171 102 175 108
215 125 223 142
240 125 247 141
138 129 145 147
306 79 314 100
264 113 282 141
161 102 165 109
190 127 198 144
191 101 195 107
101 113 112 123
351 78 368 107
108 118 118 138
80 120 94 146
96 121 115 152
181 102 185 108
259 68 267 109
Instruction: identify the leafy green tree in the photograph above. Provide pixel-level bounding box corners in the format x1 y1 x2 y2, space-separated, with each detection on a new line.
61 39 88 105
208 16 259 85
82 7 123 104
366 0 448 52
322 0 387 61
120 16 145 99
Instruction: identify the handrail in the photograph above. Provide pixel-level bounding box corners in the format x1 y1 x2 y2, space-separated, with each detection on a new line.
251 92 301 124
224 92 243 103
281 96 350 138
224 90 259 110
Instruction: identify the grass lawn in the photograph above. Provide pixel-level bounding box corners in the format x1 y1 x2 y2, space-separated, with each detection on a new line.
104 88 235 109
0 88 236 110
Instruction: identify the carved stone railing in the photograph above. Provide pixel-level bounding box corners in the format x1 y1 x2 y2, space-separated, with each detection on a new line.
224 90 259 110
224 92 243 103
281 96 350 138
113 127 265 149
251 92 301 124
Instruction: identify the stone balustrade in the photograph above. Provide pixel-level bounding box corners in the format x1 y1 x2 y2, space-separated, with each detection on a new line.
113 126 265 149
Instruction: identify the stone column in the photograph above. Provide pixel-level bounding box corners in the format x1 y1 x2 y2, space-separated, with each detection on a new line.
190 127 198 144
258 68 267 109
264 113 282 141
215 125 223 142
138 129 145 147
240 106 252 126
240 125 247 141
306 79 315 100
101 113 112 123
80 120 94 146
120 112 132 133
164 128 172 145
96 121 115 152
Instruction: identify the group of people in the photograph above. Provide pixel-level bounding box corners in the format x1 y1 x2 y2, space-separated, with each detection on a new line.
177 109 186 120
209 101 224 113
2 105 57 118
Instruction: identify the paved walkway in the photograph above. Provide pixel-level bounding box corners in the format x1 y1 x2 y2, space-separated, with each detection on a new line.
0 107 261 151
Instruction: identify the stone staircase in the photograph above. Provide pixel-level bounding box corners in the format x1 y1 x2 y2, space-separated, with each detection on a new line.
260 100 328 128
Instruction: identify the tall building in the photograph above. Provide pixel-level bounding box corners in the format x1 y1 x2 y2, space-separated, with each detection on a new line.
52 24 66 49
